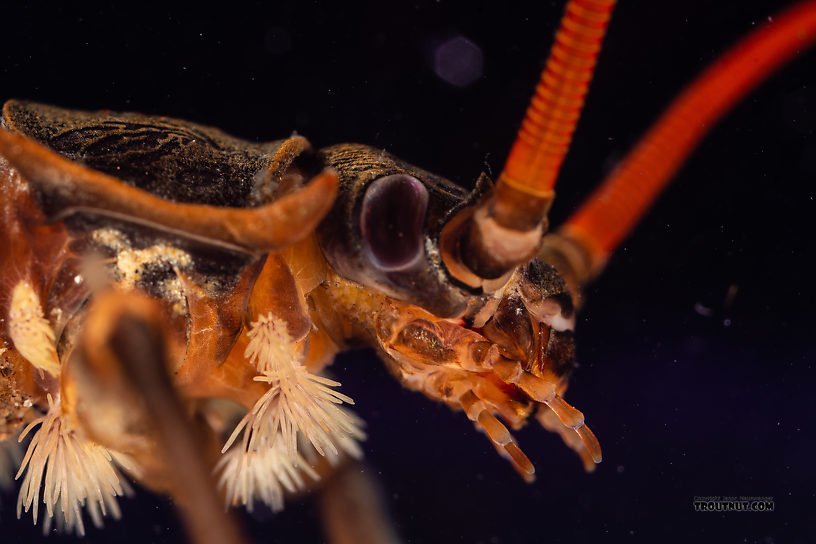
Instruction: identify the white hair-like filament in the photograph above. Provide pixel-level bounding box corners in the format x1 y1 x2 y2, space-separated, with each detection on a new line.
15 394 137 536
218 313 365 512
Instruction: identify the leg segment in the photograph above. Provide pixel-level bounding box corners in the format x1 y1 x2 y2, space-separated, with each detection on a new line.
492 358 601 465
69 291 249 544
459 389 535 482
536 405 598 472
0 128 338 253
317 461 402 544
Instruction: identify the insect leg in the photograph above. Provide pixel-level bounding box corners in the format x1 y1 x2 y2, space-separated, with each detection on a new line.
69 290 249 544
317 461 401 544
492 359 601 464
459 389 535 482
536 405 598 472
0 128 339 253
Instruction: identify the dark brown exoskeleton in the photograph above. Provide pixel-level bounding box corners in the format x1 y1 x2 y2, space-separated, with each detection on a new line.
0 98 596 540
313 142 597 474
0 98 596 542
2 1 816 542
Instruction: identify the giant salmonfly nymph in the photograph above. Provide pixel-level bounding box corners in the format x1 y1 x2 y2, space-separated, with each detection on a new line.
0 1 814 543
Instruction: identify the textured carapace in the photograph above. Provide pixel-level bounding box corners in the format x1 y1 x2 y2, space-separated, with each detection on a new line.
0 96 598 539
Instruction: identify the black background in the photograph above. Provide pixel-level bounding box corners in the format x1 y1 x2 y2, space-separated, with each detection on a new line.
1 1 814 543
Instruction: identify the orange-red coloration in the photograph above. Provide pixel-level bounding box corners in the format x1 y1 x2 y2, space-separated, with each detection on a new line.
500 0 617 197
443 0 618 282
563 0 816 273
0 1 814 541
0 128 339 254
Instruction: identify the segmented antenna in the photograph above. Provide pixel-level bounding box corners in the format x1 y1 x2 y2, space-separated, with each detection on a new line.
560 0 816 278
443 0 618 283
499 0 617 200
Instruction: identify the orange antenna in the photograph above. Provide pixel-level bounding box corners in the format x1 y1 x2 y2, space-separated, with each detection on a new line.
442 0 618 284
558 0 816 281
499 0 617 200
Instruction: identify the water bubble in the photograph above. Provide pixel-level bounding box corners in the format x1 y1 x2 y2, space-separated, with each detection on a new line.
432 35 483 88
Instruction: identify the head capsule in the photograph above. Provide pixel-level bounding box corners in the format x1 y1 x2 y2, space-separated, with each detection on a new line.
310 145 596 477
315 143 577 385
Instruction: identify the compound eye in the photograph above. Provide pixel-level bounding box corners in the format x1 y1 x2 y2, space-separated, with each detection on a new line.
360 174 429 271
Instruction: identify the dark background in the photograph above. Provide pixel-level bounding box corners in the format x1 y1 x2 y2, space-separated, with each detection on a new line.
1 1 814 542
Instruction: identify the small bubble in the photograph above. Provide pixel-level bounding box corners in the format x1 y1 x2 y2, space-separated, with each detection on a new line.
432 35 484 88
694 303 712 317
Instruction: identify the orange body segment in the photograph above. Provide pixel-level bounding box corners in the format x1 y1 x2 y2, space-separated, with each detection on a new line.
563 0 816 272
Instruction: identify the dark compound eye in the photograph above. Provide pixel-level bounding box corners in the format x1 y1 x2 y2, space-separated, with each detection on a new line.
360 174 429 271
